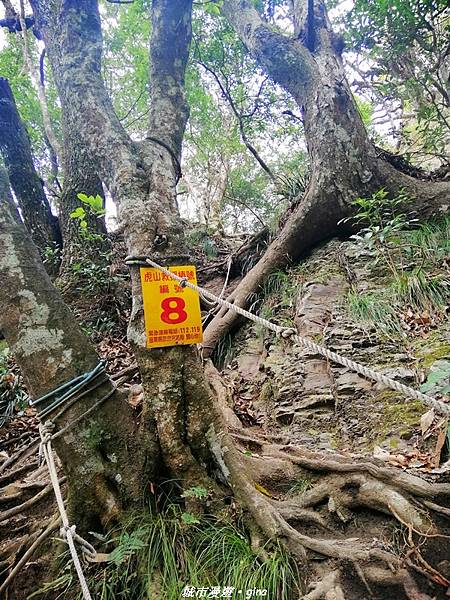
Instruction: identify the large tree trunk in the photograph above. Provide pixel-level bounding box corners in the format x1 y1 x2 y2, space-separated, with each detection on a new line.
0 77 62 260
202 0 450 353
0 174 153 532
29 0 224 501
58 110 107 273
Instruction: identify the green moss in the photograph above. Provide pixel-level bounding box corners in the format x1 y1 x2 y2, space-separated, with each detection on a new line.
260 379 276 404
367 391 423 449
418 343 450 368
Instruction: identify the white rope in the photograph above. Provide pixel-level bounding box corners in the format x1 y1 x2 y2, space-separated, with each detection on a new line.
132 257 450 417
39 422 94 600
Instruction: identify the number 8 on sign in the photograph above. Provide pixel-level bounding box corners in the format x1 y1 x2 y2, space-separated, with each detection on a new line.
140 265 203 348
161 297 188 324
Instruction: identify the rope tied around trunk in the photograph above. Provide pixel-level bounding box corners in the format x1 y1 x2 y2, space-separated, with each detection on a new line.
31 363 117 600
126 255 450 417
39 421 94 600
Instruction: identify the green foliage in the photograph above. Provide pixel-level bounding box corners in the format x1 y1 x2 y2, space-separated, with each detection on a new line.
345 290 404 338
343 0 450 164
181 512 201 525
287 478 312 496
420 360 450 395
214 332 235 370
354 97 374 128
345 198 450 336
348 188 412 244
392 270 449 313
43 242 61 270
183 486 209 499
101 0 151 135
0 346 29 427
69 193 106 240
246 269 299 341
68 256 111 293
36 507 299 600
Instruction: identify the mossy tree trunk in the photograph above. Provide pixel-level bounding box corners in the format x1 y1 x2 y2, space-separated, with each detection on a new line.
0 76 62 261
28 0 226 507
202 0 450 353
0 189 153 532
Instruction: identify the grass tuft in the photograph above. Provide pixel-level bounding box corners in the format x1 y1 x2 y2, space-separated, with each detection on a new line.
32 507 300 600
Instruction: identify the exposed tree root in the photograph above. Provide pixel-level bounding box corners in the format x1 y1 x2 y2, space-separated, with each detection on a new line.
0 514 61 596
0 479 64 523
206 362 450 598
0 438 39 475
0 460 39 486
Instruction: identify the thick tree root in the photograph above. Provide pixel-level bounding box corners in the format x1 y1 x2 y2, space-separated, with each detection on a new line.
0 514 61 596
206 362 450 598
0 479 64 523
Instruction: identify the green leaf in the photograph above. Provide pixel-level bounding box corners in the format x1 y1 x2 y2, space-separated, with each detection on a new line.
80 220 88 229
205 3 221 15
181 512 200 525
70 207 85 219
90 194 104 213
183 486 208 499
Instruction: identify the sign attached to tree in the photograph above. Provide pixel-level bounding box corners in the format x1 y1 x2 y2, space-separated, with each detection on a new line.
140 265 203 349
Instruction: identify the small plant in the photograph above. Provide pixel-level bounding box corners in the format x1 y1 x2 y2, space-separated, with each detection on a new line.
344 196 450 335
214 332 235 369
70 193 106 241
392 270 449 313
345 188 415 276
34 507 299 600
183 486 209 499
42 242 61 269
345 290 404 338
287 478 312 496
0 346 29 427
420 360 450 395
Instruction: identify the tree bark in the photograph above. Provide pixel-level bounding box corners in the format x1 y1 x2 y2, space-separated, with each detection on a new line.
202 0 450 353
58 111 108 274
0 180 153 532
0 77 62 259
30 0 224 499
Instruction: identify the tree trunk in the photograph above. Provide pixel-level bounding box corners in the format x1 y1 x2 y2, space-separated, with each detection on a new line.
0 184 153 532
30 0 224 499
0 77 62 260
202 0 450 353
58 112 108 274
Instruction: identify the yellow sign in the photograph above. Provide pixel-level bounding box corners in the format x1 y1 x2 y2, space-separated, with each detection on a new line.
140 265 203 349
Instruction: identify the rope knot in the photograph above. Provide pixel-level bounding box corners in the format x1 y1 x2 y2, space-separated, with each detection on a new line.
179 277 188 288
280 327 297 338
61 523 76 540
39 420 55 444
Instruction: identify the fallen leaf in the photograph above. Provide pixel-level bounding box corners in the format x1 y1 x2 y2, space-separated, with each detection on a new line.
433 421 448 468
420 408 435 435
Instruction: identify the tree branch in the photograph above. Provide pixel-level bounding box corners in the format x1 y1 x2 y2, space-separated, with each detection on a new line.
221 0 314 105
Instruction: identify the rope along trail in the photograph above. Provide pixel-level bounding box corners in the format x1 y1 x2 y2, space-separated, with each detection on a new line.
31 364 114 600
39 422 95 600
127 256 450 417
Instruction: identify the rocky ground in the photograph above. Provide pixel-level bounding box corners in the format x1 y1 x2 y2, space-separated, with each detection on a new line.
222 237 450 471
